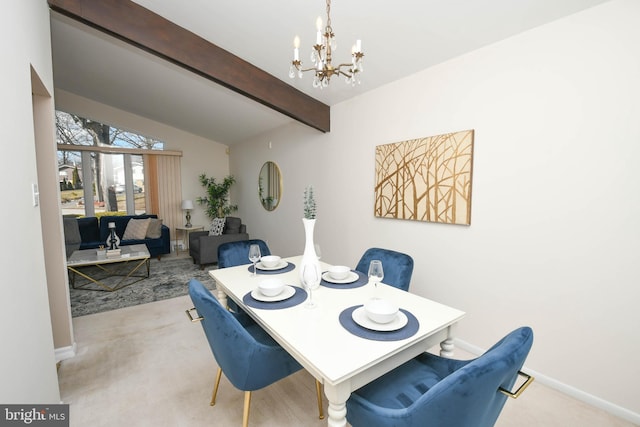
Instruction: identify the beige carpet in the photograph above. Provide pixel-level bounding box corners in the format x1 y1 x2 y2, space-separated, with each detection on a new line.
58 295 637 427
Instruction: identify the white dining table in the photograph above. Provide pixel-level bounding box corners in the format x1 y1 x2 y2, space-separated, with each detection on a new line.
209 255 465 427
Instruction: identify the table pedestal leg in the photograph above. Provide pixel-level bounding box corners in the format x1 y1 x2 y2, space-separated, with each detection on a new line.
440 337 454 357
440 325 457 357
323 382 350 427
327 401 347 427
217 288 228 310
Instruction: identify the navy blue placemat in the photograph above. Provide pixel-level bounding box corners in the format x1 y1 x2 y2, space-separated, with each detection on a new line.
321 270 368 289
339 305 419 341
243 286 307 309
248 262 296 275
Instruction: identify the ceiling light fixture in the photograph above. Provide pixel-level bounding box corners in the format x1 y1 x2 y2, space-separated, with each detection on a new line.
289 0 364 89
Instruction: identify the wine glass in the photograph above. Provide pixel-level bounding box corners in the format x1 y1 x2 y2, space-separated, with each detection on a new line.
301 263 321 308
368 260 384 289
248 244 261 277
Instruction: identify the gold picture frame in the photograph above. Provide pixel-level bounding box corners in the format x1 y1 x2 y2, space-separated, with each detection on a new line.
374 129 474 225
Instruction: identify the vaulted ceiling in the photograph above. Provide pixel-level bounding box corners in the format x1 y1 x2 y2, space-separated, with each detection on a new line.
49 0 610 145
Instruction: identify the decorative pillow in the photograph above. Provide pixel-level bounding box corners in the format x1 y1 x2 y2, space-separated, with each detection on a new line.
123 218 150 240
146 218 163 239
225 216 241 234
209 217 226 236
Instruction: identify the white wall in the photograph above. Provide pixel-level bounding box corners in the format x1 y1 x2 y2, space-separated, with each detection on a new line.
231 0 640 422
0 0 61 402
55 90 230 230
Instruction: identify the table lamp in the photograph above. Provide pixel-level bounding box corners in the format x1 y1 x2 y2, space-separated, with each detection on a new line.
181 199 194 227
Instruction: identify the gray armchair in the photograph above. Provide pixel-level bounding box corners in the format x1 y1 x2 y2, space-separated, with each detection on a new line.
189 217 249 269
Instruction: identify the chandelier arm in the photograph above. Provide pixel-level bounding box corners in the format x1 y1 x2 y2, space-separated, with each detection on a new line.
297 65 324 73
335 63 360 75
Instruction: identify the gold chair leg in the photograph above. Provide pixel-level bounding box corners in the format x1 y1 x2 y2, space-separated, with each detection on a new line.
210 368 222 406
242 391 252 427
315 379 325 419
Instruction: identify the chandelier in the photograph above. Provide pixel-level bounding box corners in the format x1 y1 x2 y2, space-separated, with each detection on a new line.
288 0 364 88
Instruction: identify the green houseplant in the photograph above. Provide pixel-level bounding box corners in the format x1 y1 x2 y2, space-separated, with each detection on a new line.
196 174 238 219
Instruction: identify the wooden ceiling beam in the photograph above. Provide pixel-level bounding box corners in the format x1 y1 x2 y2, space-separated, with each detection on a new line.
48 0 330 133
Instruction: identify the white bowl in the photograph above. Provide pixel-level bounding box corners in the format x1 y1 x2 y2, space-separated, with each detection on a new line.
328 265 351 280
364 298 399 324
260 255 281 268
258 278 285 297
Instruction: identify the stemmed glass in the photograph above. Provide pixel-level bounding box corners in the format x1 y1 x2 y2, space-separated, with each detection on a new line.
248 244 261 277
368 260 384 290
301 263 321 308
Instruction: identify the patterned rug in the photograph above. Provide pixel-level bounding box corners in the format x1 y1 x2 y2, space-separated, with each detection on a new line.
69 256 217 317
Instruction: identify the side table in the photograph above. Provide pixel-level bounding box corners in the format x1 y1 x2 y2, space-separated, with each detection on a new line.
175 225 204 255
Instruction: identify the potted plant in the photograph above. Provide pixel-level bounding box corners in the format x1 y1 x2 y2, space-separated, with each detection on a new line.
196 174 238 219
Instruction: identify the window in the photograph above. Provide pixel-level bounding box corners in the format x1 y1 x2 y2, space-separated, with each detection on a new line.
56 111 163 217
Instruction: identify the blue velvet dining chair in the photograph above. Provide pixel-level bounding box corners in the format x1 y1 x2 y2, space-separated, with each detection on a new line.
218 239 271 269
346 326 534 427
186 278 324 427
217 239 271 314
355 247 414 291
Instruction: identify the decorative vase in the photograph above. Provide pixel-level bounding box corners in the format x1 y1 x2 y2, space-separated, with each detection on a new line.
299 218 321 283
106 223 120 250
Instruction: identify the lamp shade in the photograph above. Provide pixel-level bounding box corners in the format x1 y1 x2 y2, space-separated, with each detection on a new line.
181 199 194 210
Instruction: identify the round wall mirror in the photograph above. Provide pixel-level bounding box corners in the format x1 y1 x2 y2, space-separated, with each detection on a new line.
258 161 282 211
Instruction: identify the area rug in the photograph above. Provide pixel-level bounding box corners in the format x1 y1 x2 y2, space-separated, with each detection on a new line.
69 256 217 317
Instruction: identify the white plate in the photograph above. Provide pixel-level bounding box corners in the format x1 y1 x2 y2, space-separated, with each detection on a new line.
251 285 296 302
351 307 408 331
322 271 359 284
256 260 288 271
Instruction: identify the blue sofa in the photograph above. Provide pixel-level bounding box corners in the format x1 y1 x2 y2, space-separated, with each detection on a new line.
71 214 170 259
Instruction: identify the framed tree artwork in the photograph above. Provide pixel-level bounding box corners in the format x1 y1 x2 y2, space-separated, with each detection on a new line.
374 129 474 225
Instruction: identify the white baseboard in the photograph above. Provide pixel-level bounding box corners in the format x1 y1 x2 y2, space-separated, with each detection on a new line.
54 342 77 362
454 338 640 425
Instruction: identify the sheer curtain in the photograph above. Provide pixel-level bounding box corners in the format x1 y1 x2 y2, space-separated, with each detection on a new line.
145 153 182 250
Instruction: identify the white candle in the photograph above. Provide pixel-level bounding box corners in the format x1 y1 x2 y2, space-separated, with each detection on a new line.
293 36 300 61
356 39 362 52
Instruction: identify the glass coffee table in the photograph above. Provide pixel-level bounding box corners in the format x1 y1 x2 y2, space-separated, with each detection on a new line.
67 244 151 292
